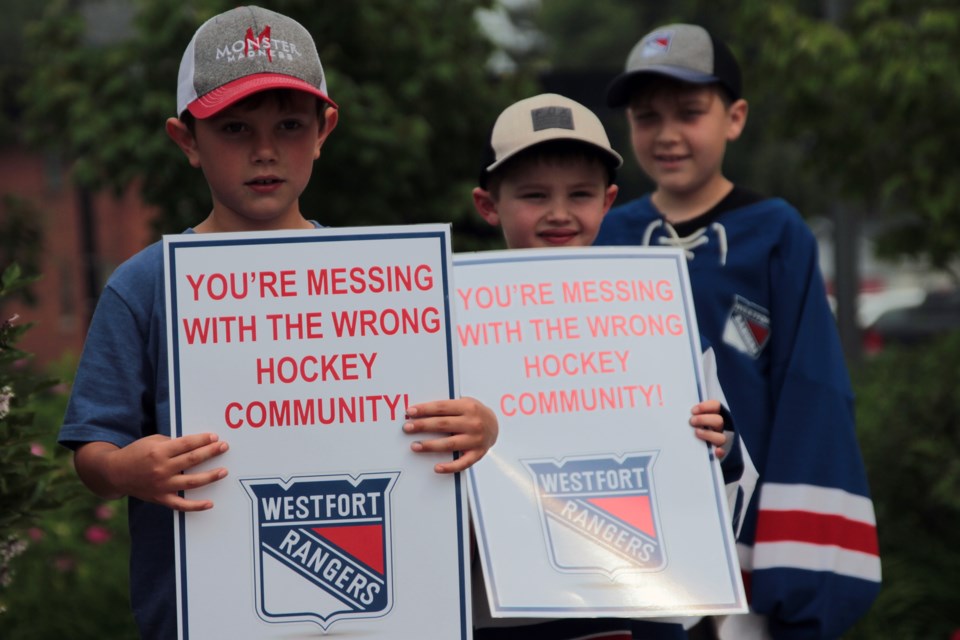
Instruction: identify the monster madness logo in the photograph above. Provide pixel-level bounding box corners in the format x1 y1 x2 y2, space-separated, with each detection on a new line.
241 473 399 629
524 453 665 578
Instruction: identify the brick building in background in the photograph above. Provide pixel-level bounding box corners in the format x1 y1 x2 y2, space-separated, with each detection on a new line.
1 146 158 369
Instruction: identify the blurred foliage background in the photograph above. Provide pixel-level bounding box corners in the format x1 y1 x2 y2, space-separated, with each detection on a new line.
1 0 959 638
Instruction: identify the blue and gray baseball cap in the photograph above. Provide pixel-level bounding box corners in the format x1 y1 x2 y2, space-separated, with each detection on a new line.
606 24 742 108
176 5 336 118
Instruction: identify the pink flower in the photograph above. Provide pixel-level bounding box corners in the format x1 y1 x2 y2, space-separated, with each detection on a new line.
54 555 76 573
27 528 44 542
84 525 112 545
94 504 115 521
29 442 46 457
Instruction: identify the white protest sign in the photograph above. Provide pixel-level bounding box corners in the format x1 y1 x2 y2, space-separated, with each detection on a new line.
456 247 746 618
164 225 471 639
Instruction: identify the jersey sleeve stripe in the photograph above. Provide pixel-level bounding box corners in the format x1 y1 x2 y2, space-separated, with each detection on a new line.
758 483 876 525
754 510 879 555
752 541 882 582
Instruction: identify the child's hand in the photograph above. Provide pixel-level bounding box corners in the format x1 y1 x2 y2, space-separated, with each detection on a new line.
690 400 727 459
75 433 229 511
403 397 499 474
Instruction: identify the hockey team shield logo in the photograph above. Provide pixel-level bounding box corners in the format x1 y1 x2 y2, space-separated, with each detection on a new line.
241 472 399 630
641 29 674 57
723 295 771 358
523 453 665 578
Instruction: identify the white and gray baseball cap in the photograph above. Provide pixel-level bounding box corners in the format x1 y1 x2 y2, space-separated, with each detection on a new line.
479 93 623 188
176 5 336 118
606 24 742 108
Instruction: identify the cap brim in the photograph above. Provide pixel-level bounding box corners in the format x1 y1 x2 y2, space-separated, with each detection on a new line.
486 140 622 174
606 66 719 108
187 73 337 119
480 139 623 189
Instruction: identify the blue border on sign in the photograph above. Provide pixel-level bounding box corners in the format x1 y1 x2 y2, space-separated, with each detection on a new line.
166 228 466 638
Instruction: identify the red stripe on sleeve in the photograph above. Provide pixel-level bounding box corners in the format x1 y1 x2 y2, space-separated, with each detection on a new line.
755 510 879 555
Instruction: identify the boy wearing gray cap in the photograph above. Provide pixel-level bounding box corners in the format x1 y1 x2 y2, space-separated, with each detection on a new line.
471 92 754 640
58 7 498 638
596 24 880 640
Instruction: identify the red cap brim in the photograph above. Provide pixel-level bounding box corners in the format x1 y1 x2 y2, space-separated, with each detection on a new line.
187 73 337 119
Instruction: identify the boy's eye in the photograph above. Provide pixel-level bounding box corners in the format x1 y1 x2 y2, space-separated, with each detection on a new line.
279 119 304 131
632 111 658 123
221 122 247 134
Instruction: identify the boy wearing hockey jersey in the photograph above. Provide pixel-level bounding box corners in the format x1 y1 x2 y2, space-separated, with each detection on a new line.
596 24 880 640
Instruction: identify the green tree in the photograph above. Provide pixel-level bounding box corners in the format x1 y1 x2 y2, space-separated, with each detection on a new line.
847 334 960 639
0 264 87 617
734 0 960 277
18 0 532 250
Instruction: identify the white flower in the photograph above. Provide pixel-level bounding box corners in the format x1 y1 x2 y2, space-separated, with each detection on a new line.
0 386 13 421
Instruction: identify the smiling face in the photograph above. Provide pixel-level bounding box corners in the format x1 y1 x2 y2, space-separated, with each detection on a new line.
166 90 338 232
626 81 746 219
473 155 618 249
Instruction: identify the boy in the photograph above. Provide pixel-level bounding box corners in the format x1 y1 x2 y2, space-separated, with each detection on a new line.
471 92 753 640
58 7 497 639
596 24 881 639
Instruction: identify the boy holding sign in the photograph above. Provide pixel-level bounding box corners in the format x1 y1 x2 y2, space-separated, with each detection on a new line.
470 93 753 639
597 25 880 639
58 7 497 639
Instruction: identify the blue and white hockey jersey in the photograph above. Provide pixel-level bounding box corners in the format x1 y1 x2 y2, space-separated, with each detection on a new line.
595 188 881 640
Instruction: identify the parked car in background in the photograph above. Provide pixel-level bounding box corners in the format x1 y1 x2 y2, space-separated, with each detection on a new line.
856 287 927 329
861 287 960 355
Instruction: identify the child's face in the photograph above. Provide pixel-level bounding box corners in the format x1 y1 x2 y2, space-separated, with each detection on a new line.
473 159 618 249
167 91 337 231
627 85 746 205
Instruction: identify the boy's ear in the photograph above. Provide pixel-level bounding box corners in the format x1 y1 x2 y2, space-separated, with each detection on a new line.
165 117 202 168
472 187 500 227
602 183 619 214
726 98 749 142
315 105 339 158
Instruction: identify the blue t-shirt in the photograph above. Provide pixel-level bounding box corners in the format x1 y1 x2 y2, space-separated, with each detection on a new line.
60 239 176 639
60 224 324 638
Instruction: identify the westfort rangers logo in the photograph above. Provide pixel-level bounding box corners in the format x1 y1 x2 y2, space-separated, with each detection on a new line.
523 453 665 578
241 472 399 630
723 295 771 358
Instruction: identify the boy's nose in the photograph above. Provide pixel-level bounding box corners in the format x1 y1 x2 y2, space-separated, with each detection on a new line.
545 200 574 222
654 118 681 144
251 134 278 163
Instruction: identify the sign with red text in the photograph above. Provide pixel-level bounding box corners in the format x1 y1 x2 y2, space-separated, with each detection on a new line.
456 247 745 619
164 225 470 639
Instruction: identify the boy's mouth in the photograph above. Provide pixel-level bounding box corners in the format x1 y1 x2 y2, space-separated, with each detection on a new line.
539 229 578 245
655 153 688 163
246 176 283 186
